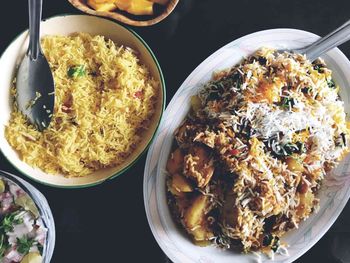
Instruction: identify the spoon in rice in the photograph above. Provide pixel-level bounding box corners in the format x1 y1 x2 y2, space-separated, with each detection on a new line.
16 0 55 131
287 19 350 62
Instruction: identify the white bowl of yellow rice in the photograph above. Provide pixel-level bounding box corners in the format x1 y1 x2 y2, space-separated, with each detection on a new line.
0 15 165 187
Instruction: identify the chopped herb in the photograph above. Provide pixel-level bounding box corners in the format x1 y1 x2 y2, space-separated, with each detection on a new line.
341 133 346 146
207 72 242 100
37 243 43 254
16 236 35 254
264 216 276 233
0 233 8 259
67 65 86 78
283 143 299 156
263 234 273 246
327 78 335 89
295 141 306 154
271 236 280 252
336 133 347 147
313 64 324 73
232 72 243 90
0 211 23 232
262 234 280 252
269 139 304 157
281 97 295 109
207 90 221 101
239 118 251 139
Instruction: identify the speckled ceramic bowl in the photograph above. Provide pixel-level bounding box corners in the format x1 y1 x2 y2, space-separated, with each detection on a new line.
0 15 165 188
0 170 55 263
144 29 350 263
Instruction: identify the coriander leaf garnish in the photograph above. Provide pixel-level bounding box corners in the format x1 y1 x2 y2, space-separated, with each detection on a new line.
206 71 243 101
262 234 280 252
282 142 299 156
271 236 280 252
295 141 307 154
269 139 305 157
16 236 34 255
0 211 23 232
281 97 295 109
313 63 324 73
67 65 86 78
262 234 274 246
37 243 43 254
0 233 9 259
327 78 335 89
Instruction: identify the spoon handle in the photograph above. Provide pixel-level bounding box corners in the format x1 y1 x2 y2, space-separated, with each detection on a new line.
299 20 350 62
28 0 43 60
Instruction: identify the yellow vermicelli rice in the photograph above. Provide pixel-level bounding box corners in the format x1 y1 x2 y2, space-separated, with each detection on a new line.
5 33 158 177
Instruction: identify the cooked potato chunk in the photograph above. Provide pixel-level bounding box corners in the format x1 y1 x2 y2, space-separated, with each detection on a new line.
168 183 185 197
285 157 304 173
183 194 213 241
296 191 314 218
184 195 208 229
191 225 214 242
175 196 190 214
194 239 212 247
166 148 184 175
172 173 193 193
183 145 214 187
191 95 202 112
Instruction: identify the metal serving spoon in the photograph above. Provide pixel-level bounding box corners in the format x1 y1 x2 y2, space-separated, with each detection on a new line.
16 0 54 131
291 19 350 62
160 20 350 263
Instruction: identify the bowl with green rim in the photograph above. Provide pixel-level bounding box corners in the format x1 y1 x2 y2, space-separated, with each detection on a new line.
0 14 165 188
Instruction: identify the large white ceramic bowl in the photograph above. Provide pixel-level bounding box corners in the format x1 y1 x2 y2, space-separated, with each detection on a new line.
144 29 350 263
0 15 165 188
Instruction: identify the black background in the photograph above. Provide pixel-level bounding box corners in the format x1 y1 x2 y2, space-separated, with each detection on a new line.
1 0 350 262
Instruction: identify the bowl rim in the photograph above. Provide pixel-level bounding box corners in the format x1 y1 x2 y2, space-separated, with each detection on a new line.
0 14 166 189
67 0 179 27
0 169 56 262
143 28 350 263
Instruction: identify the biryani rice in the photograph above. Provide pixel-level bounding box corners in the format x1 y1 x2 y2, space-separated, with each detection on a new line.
6 33 158 177
166 47 350 256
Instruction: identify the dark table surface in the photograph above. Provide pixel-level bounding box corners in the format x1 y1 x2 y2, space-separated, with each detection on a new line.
1 0 350 262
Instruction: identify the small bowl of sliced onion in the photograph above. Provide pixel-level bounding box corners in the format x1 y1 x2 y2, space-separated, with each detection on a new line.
0 170 55 263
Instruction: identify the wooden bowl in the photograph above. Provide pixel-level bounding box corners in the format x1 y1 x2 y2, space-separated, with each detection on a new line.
68 0 179 26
